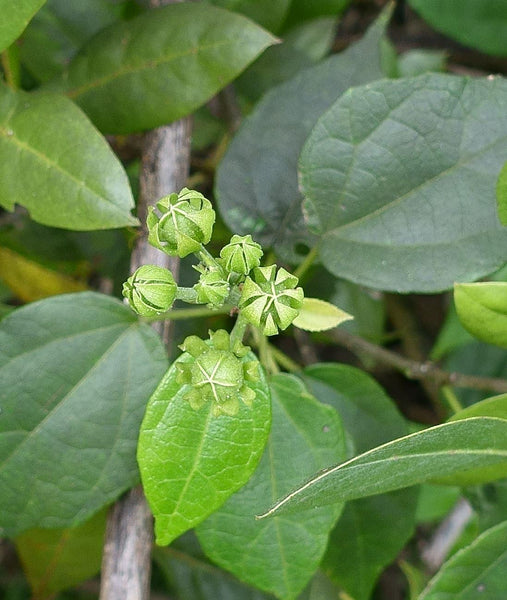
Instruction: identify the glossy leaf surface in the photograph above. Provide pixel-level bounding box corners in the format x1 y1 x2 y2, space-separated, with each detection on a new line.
0 84 137 230
54 3 276 133
304 364 416 600
15 508 106 599
408 0 507 57
0 0 46 53
455 282 507 348
420 520 507 599
197 374 345 599
260 418 507 518
138 353 271 546
215 8 390 260
0 292 167 536
301 75 507 292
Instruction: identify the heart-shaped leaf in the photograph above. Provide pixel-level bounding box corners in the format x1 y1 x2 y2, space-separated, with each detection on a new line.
301 74 507 292
455 282 507 348
0 292 167 537
197 374 346 599
0 0 46 53
137 352 271 546
0 84 137 230
260 417 507 518
215 7 391 260
51 3 276 134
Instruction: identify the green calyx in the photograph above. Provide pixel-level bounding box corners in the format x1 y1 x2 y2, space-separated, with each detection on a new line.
147 187 215 258
122 264 177 317
176 330 260 416
220 234 263 277
239 265 304 336
194 268 230 308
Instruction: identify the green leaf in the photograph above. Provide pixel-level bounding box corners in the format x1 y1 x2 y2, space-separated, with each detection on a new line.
197 374 346 599
20 0 132 83
15 508 106 599
408 0 507 57
283 0 350 29
51 3 276 134
397 49 447 77
303 364 416 600
154 533 275 600
0 292 167 537
293 297 352 332
301 74 507 292
419 520 507 599
215 6 391 260
497 161 507 225
0 0 46 53
208 0 291 33
259 417 507 518
450 394 507 422
416 484 461 524
137 353 271 546
454 282 507 348
0 84 137 230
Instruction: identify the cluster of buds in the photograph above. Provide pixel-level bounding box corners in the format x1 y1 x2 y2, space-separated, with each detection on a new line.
176 330 259 416
122 188 305 415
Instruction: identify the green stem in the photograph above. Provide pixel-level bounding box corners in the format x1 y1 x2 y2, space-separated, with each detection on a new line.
441 385 463 414
230 312 249 347
269 345 301 373
250 327 279 375
144 305 231 322
175 287 199 304
293 245 319 281
197 244 222 272
1 48 17 88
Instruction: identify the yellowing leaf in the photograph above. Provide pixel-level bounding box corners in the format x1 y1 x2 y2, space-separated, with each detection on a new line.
293 297 353 331
0 246 87 302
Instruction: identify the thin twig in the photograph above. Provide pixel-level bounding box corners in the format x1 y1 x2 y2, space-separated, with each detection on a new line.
333 328 507 395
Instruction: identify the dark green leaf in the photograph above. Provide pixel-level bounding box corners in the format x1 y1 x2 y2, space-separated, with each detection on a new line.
154 533 275 600
282 0 350 30
0 0 46 53
137 353 271 546
51 3 276 134
20 0 132 82
197 374 346 599
208 0 290 33
0 292 167 536
301 74 507 292
260 418 507 518
304 364 416 600
419 520 507 599
416 484 461 524
0 84 137 230
15 508 106 599
397 49 447 77
455 282 507 348
215 7 391 260
408 0 507 57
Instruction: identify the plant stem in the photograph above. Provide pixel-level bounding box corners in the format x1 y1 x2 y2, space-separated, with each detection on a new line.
269 344 301 373
293 245 319 281
441 385 463 414
333 328 507 395
175 286 199 303
198 244 222 271
145 305 231 321
230 312 249 347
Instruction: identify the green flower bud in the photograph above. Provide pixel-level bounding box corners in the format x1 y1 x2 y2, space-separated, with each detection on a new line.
147 188 215 258
122 265 177 317
239 265 304 336
194 269 230 307
176 330 259 417
220 234 263 276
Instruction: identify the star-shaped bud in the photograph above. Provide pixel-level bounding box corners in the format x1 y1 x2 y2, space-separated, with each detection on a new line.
194 268 230 308
239 265 304 336
176 330 259 417
147 188 215 258
220 234 263 276
122 265 177 317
